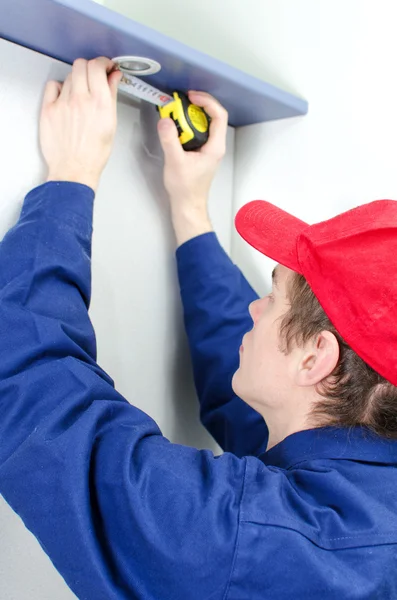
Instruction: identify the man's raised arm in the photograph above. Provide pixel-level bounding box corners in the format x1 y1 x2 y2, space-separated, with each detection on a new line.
157 92 269 457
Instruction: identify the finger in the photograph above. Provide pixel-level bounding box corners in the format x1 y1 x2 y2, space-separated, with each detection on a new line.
71 58 89 95
60 72 72 100
108 69 123 101
42 80 62 108
157 118 185 163
87 56 117 96
187 91 228 156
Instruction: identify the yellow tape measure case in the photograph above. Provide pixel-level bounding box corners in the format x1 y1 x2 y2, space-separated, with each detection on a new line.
158 91 210 151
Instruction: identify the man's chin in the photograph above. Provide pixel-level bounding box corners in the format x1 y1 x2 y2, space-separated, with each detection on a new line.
232 370 253 407
231 368 241 396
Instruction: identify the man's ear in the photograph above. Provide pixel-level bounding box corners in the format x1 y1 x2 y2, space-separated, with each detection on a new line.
296 331 339 387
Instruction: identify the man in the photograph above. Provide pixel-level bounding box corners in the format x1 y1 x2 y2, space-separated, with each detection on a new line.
0 56 396 599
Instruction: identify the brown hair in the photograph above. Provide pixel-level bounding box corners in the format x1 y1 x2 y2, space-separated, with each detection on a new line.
279 272 397 439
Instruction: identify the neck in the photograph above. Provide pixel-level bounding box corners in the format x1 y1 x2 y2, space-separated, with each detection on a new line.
261 405 314 451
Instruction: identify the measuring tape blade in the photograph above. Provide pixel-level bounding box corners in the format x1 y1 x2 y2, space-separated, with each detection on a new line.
113 68 210 151
117 72 173 107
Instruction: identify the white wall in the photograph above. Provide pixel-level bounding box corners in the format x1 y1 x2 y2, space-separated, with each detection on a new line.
232 0 397 295
96 0 303 95
0 37 233 599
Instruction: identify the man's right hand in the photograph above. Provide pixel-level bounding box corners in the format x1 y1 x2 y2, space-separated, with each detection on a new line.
157 91 228 246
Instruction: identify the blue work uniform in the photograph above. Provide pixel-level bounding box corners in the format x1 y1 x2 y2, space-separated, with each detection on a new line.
0 182 396 600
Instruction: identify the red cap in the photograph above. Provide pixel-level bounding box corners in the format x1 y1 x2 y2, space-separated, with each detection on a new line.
235 199 397 386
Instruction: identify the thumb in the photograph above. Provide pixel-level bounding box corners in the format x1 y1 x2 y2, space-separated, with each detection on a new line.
42 80 62 108
157 118 184 162
109 69 122 100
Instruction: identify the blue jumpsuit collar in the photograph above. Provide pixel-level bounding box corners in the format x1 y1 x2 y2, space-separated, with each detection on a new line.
259 426 397 469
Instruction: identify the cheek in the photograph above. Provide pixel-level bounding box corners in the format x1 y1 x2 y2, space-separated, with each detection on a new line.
250 320 284 372
254 318 278 349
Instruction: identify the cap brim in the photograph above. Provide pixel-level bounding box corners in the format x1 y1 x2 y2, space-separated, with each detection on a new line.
234 201 308 274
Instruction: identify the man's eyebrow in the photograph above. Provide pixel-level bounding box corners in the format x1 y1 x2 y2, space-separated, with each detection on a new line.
271 266 279 289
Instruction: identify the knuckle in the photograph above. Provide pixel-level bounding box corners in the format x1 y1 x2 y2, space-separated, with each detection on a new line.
73 58 87 67
70 94 89 109
90 56 107 66
94 91 111 107
211 106 227 122
213 145 226 160
212 101 226 114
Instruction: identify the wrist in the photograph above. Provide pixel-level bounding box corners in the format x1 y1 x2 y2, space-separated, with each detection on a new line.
170 196 209 220
171 205 213 247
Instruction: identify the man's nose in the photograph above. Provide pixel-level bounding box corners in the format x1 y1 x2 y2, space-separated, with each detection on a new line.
248 299 261 322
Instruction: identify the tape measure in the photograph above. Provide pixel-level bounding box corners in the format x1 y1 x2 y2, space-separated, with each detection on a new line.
157 91 210 151
113 65 210 151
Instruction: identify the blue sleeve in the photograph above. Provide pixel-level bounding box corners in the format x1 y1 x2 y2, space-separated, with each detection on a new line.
176 233 269 457
0 182 246 600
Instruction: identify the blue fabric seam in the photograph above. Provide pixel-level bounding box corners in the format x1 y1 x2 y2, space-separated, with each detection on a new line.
241 518 397 542
283 456 391 470
222 457 248 600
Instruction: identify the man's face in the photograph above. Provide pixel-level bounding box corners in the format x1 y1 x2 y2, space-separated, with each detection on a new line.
232 264 296 412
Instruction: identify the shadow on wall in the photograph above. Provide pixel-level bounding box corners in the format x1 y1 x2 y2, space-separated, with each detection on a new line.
134 103 222 453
